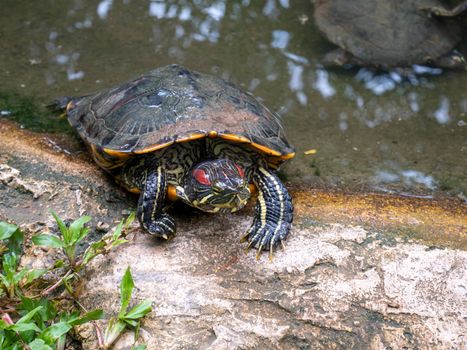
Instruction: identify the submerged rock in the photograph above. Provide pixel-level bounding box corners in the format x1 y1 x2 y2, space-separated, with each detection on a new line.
1 119 466 349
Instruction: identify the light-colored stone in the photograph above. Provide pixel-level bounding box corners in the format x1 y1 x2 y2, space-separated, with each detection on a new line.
79 218 467 350
0 164 52 199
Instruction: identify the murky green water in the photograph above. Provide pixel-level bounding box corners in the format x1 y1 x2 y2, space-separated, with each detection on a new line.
1 0 466 197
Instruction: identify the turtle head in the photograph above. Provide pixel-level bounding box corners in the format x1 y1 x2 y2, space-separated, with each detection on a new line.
178 159 251 213
430 50 466 69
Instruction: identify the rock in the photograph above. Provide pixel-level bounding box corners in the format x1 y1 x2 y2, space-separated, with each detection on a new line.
79 220 466 349
1 119 466 349
0 164 52 199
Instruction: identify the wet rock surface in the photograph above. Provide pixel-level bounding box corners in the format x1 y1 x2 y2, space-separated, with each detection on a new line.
1 120 466 349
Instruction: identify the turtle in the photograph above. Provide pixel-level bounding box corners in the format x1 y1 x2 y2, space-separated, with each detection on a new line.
313 0 467 68
57 64 295 257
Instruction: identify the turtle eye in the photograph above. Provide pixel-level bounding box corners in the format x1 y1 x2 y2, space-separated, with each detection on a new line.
193 169 211 186
234 164 244 178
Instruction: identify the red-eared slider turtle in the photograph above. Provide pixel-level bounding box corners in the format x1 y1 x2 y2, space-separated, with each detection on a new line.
313 0 467 68
58 65 295 256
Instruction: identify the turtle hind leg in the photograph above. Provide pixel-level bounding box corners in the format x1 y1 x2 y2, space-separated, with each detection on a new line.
242 167 293 258
137 166 176 239
322 48 353 67
322 48 366 67
420 1 467 17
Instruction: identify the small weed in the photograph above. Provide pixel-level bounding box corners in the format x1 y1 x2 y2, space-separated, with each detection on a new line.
103 268 152 349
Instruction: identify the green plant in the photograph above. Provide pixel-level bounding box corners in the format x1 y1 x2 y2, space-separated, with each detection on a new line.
0 222 46 299
0 298 103 349
0 221 23 256
0 211 147 349
0 220 104 349
32 211 134 295
0 251 47 299
103 267 152 349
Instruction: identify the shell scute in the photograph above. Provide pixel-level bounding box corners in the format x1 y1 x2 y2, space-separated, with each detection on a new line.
66 65 294 169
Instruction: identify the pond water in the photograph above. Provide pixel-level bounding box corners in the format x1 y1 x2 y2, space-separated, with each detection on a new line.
1 0 466 198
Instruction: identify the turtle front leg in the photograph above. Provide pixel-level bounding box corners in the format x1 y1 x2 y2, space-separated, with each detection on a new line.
242 167 293 258
138 166 176 239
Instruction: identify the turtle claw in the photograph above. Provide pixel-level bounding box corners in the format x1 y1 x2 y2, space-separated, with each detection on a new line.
281 240 286 251
269 248 274 262
240 232 250 243
242 220 290 258
245 238 255 252
255 244 264 260
145 213 176 240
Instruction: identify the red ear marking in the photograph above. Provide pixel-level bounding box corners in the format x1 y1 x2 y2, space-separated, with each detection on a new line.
193 169 211 185
234 164 244 177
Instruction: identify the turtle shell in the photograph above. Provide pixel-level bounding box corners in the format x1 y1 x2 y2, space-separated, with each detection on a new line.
313 0 461 66
66 64 294 170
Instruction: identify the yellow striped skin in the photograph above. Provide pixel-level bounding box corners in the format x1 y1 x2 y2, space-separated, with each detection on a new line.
241 167 293 258
113 139 293 254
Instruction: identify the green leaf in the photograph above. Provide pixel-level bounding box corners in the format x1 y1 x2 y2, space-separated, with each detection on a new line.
50 211 70 243
32 234 64 249
0 319 10 330
6 228 24 256
131 345 147 350
19 297 57 328
119 267 134 318
13 268 28 284
124 300 152 320
82 241 105 265
111 212 135 241
110 239 128 249
16 306 43 325
123 319 138 328
10 322 41 333
28 339 53 350
58 310 79 323
134 321 141 342
0 274 11 292
3 252 18 274
124 212 136 229
62 273 76 295
57 335 66 350
104 317 126 348
40 322 71 343
68 216 92 244
24 268 47 285
68 309 104 326
111 221 125 241
0 222 18 240
53 259 65 268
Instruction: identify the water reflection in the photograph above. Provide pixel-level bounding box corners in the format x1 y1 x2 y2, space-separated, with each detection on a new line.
46 31 85 83
433 96 451 124
376 170 437 191
263 0 290 18
353 66 445 95
287 62 307 105
148 0 227 43
97 0 113 20
271 30 290 49
313 69 335 99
